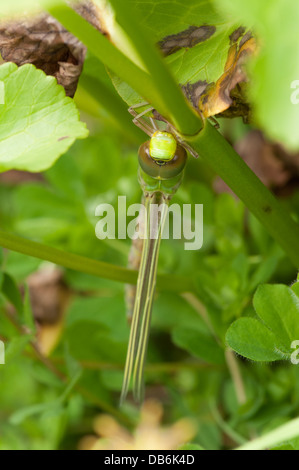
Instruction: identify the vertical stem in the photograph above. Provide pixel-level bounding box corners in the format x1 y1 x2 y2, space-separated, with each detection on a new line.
225 349 247 405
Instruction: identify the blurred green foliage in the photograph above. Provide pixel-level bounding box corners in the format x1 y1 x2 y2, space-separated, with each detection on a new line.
0 0 299 452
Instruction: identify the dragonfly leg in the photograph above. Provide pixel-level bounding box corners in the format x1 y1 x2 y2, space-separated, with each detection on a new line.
149 117 158 131
166 122 200 159
181 141 200 159
129 104 155 137
209 116 220 129
128 101 149 111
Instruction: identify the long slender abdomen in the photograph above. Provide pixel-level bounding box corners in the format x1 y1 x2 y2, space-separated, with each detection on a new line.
121 193 169 403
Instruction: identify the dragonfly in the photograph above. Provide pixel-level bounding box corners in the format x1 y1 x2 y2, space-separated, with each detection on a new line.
121 105 191 404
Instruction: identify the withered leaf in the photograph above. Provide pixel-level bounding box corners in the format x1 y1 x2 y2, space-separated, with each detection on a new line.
180 28 256 121
0 1 105 97
197 35 256 119
182 80 209 110
0 14 85 97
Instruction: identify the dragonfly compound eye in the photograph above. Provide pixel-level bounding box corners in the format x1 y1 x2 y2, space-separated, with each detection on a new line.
138 135 187 180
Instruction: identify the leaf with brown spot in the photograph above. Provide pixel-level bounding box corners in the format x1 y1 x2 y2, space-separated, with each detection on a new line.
111 0 256 122
159 25 216 57
229 26 246 45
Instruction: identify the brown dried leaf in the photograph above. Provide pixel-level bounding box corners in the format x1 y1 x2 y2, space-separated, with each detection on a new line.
0 170 44 185
214 131 299 195
27 267 69 325
0 1 105 97
198 35 256 119
0 13 85 97
235 131 291 188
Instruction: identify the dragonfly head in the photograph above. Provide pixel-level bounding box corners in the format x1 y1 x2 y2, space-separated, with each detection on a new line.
138 132 187 180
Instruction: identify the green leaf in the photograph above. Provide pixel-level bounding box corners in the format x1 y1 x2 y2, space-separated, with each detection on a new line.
9 402 63 426
9 370 81 425
291 281 299 298
226 318 283 362
0 63 88 173
1 272 23 315
215 0 299 150
65 296 128 363
248 255 281 292
253 285 299 352
226 283 299 362
152 293 210 333
45 153 85 201
5 252 41 281
5 335 33 362
172 327 224 365
13 184 81 221
273 437 299 451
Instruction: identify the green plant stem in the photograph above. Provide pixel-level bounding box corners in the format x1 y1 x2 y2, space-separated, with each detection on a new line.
4 308 65 380
225 349 247 405
108 0 202 136
210 404 247 446
0 230 193 292
188 122 299 268
79 74 144 144
236 416 299 450
51 358 218 372
48 4 176 124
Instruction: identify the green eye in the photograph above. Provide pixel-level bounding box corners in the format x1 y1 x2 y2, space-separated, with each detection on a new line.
138 139 187 180
149 131 177 162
